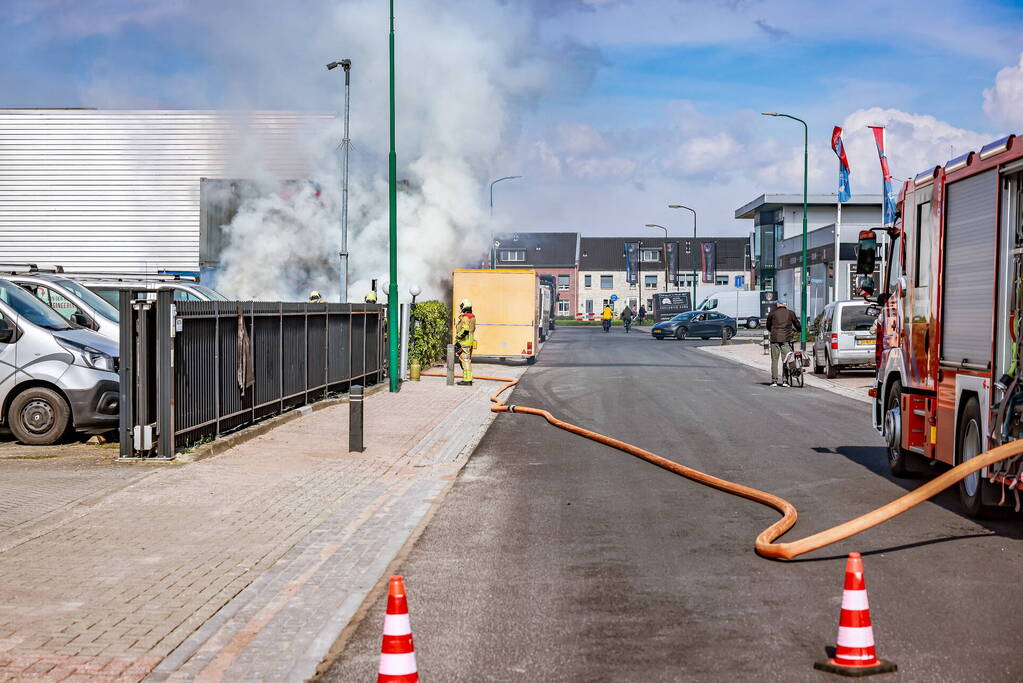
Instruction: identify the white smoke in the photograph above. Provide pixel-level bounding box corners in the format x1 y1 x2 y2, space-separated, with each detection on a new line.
198 0 554 302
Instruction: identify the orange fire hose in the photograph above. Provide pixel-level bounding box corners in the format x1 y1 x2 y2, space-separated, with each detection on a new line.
424 371 1023 560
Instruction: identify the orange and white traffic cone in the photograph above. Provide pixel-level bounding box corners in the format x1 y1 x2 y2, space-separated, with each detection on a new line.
814 552 897 677
378 575 419 683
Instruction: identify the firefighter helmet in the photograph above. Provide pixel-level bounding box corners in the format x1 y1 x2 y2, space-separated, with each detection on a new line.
308 290 323 302
460 299 472 311
364 291 378 303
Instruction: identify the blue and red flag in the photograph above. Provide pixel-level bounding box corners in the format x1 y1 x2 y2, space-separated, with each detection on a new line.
831 126 851 203
868 125 896 225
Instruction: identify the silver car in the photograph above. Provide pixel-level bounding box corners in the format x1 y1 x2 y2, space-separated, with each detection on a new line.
812 301 877 378
0 279 119 445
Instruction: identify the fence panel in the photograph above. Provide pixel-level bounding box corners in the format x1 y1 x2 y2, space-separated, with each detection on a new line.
119 291 385 458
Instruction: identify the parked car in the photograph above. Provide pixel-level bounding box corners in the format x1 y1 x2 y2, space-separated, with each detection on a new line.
812 300 877 378
0 278 119 445
651 311 737 341
4 273 120 340
77 278 229 306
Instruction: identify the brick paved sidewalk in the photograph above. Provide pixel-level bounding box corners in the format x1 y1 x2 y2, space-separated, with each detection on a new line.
699 341 873 403
0 365 522 682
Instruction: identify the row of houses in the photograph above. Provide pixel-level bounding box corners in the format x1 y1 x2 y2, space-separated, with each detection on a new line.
486 232 749 317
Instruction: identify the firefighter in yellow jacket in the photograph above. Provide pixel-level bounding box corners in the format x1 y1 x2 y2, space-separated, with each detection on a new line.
454 299 477 386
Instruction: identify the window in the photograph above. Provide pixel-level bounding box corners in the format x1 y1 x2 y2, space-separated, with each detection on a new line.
715 275 729 286
499 249 526 262
26 285 84 322
644 274 657 288
641 249 660 262
840 305 875 332
558 274 570 290
678 273 696 287
585 299 594 314
915 201 931 287
557 300 570 315
584 274 592 288
600 275 613 289
646 298 653 311
173 289 201 302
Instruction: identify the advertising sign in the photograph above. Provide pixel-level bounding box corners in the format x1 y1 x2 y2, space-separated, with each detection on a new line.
666 241 679 285
651 291 693 322
701 242 717 283
624 242 640 284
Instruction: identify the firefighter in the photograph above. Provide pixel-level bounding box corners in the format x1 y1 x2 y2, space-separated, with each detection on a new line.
364 291 377 303
308 290 325 303
454 299 476 386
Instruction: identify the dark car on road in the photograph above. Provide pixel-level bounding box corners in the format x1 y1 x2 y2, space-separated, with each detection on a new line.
651 311 736 341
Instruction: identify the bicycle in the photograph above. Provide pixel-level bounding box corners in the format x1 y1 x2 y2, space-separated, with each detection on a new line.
602 318 612 333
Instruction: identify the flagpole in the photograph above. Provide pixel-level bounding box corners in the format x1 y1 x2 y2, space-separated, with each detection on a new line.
835 199 841 302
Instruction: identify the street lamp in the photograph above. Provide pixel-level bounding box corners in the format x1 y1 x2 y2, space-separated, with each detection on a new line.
644 224 670 292
387 0 399 391
326 58 352 303
489 175 522 267
762 111 808 351
668 204 698 309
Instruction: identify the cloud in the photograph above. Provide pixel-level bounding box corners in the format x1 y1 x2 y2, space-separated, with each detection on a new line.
984 52 1023 130
753 19 789 38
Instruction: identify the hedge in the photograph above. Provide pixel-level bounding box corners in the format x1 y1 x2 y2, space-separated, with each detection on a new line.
409 300 451 367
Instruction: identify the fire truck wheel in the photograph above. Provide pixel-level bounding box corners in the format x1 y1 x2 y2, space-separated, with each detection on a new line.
885 380 913 477
956 396 989 518
824 351 839 379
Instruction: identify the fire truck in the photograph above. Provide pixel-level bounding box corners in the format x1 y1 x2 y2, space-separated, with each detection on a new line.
861 134 1023 517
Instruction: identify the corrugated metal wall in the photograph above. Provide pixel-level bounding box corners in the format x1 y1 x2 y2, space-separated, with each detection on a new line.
0 110 335 273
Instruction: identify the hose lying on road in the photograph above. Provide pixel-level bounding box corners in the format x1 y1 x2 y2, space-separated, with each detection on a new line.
422 371 1023 560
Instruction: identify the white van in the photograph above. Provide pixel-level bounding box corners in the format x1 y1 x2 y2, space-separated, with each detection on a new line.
5 273 120 340
0 279 119 445
812 300 876 378
697 289 762 329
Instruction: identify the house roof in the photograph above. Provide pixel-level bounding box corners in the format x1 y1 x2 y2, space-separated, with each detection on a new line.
579 236 748 271
493 232 579 268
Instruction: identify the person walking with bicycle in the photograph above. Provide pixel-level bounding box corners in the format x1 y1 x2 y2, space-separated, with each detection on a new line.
620 304 634 333
767 301 800 387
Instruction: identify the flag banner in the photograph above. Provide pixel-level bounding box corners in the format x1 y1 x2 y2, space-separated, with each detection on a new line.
701 242 717 283
831 125 852 202
868 125 897 225
624 242 640 284
666 241 680 285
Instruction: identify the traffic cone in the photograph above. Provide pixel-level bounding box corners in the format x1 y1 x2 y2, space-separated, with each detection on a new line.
814 553 897 677
378 575 419 683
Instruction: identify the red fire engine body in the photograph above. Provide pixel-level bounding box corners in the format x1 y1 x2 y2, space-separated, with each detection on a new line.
871 134 1023 516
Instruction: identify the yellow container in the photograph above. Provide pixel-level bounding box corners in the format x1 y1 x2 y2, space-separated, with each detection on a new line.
452 269 539 361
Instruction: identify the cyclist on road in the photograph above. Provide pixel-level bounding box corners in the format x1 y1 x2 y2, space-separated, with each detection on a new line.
620 305 634 333
601 304 614 332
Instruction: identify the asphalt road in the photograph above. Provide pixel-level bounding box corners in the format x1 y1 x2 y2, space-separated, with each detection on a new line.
321 327 1023 682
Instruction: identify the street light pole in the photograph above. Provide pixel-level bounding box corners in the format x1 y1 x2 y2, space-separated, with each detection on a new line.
668 204 697 309
645 223 669 292
387 0 399 392
488 175 522 267
762 112 809 351
326 59 352 303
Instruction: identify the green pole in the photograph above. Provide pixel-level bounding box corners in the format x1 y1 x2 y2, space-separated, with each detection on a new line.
761 112 808 350
387 0 400 392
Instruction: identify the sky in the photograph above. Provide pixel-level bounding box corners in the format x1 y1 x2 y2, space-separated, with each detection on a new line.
4 0 1023 240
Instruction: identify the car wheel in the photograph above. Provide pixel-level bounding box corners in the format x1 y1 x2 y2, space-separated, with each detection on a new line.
956 396 990 518
9 387 71 446
746 317 760 329
721 327 735 341
884 380 913 478
674 327 687 340
813 349 824 374
824 351 838 378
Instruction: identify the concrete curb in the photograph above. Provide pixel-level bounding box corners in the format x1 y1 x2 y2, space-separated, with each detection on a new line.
175 383 388 464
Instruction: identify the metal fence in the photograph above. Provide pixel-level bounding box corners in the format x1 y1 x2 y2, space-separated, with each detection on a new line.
120 289 385 459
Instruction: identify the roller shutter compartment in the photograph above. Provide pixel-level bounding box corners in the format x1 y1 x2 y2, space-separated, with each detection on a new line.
941 169 998 367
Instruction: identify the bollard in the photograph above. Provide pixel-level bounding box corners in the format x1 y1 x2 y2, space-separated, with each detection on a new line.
762 329 770 355
446 344 455 386
349 385 365 453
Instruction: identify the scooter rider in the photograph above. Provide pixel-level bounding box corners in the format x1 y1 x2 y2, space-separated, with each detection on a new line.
454 299 477 386
601 304 614 332
620 304 634 333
